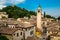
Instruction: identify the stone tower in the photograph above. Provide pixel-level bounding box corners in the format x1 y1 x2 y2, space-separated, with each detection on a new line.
37 5 42 31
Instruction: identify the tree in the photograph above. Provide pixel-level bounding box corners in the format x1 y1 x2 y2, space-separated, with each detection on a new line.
45 15 52 18
44 11 46 18
57 16 60 20
2 16 6 18
45 14 56 19
0 5 36 19
0 35 9 40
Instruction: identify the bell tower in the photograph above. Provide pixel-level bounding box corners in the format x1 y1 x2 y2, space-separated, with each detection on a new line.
37 5 42 31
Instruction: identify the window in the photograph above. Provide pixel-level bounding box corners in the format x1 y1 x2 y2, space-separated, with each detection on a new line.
13 34 15 36
25 28 27 31
59 28 60 30
20 32 22 35
48 31 50 33
22 28 23 30
43 22 45 24
30 31 33 35
29 27 31 30
17 33 19 37
21 39 23 40
43 38 45 39
47 23 49 25
38 10 40 13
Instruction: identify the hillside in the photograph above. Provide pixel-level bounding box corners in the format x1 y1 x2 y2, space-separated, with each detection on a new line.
0 5 36 19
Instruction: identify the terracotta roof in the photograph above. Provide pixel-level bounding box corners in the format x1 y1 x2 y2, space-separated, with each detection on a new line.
7 21 18 24
17 18 29 22
26 36 40 40
0 27 18 35
50 33 60 37
26 37 36 40
16 21 34 28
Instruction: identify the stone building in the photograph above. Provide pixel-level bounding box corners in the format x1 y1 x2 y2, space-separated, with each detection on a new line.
0 12 8 18
0 21 35 40
0 5 60 40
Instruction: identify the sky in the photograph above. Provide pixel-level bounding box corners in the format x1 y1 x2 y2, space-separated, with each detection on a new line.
0 0 60 17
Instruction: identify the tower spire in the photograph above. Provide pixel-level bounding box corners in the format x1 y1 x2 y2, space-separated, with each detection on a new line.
38 4 41 8
38 5 42 11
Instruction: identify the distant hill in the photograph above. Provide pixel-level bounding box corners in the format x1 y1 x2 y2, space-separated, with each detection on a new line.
0 5 36 19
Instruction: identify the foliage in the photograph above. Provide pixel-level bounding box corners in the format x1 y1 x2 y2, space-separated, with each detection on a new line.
45 15 56 19
44 11 46 18
57 16 60 20
0 5 36 19
0 35 9 40
2 16 6 18
43 12 56 20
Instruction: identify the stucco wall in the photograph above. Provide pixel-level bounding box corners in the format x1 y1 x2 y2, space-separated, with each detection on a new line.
25 26 34 39
13 30 23 40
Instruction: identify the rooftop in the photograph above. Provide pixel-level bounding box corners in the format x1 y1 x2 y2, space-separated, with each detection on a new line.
0 27 18 35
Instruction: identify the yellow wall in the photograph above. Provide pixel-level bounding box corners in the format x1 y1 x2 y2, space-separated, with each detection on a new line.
35 31 41 38
47 31 52 36
50 36 60 40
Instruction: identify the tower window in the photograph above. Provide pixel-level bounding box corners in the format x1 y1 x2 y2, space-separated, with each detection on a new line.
38 10 40 13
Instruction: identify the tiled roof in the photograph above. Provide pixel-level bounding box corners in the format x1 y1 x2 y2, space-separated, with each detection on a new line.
50 33 60 37
0 27 18 35
16 22 34 28
26 36 40 40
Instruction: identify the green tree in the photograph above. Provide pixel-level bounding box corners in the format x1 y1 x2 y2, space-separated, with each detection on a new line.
0 35 9 40
2 16 6 18
44 11 46 18
0 5 36 19
57 16 60 20
45 15 55 19
45 15 52 18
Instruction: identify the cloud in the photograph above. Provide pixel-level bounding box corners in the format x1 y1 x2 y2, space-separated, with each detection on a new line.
7 0 25 5
0 0 25 9
0 5 6 9
0 0 7 5
0 0 25 5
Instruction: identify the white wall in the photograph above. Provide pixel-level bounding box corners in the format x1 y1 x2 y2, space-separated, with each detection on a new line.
13 30 23 40
25 27 34 39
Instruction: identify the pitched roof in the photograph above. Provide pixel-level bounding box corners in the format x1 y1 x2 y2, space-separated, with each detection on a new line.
0 27 18 35
16 21 34 28
26 36 40 40
50 33 60 37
